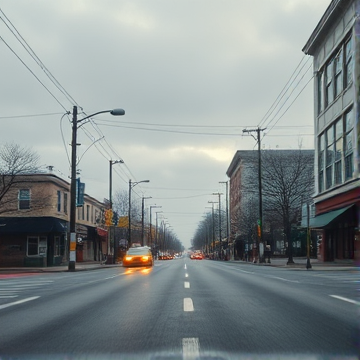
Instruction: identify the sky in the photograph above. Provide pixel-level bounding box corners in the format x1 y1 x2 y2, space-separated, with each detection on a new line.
0 0 331 249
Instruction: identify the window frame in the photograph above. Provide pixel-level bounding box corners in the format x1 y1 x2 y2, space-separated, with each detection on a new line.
18 189 31 210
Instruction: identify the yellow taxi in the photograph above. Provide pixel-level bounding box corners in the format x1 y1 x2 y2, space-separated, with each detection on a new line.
122 246 154 267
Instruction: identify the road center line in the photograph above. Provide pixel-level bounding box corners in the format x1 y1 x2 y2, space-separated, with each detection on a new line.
182 337 200 359
330 295 360 305
184 281 190 288
185 273 189 278
0 296 40 310
183 298 194 312
184 264 187 270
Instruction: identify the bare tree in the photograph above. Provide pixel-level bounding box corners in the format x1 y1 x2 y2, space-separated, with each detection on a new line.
0 143 40 206
261 149 314 264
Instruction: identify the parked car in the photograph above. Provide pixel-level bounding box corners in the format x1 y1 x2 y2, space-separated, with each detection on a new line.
123 247 153 267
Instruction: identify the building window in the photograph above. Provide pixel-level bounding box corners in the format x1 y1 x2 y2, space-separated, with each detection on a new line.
57 191 61 212
325 126 334 189
345 38 353 86
345 109 354 180
27 236 47 256
334 118 343 185
64 193 68 214
19 189 30 210
318 134 325 193
86 205 90 222
334 49 343 97
317 71 323 114
325 59 334 106
91 205 94 223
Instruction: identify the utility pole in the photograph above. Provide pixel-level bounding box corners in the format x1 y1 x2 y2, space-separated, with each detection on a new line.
212 193 223 259
242 127 266 263
220 181 230 260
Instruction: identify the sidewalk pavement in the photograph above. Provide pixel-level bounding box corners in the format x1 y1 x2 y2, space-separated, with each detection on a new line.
231 257 358 271
0 261 123 274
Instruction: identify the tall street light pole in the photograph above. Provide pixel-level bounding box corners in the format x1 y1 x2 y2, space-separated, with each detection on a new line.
141 196 152 246
149 205 161 248
155 211 163 256
69 106 125 272
219 181 230 259
128 179 150 248
109 160 124 264
208 201 218 255
212 193 223 259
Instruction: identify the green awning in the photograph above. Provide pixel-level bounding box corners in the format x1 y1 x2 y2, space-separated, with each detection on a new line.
309 205 353 228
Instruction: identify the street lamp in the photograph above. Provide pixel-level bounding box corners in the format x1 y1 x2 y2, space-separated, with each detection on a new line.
208 201 218 255
110 160 124 264
69 106 125 271
212 193 223 259
128 179 150 247
149 205 162 248
141 196 152 246
155 211 163 255
219 181 230 259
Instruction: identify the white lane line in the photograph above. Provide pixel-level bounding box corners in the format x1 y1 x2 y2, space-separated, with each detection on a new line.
184 281 190 288
330 295 360 305
183 298 194 312
238 269 255 274
0 295 18 299
265 275 299 283
184 264 187 270
185 273 189 278
182 337 200 359
0 296 40 310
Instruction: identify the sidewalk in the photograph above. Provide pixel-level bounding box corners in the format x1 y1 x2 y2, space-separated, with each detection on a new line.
0 261 123 274
231 257 358 271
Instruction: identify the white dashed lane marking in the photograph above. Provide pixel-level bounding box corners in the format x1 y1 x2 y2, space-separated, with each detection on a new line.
0 296 40 310
183 298 194 312
184 281 190 288
182 337 200 359
330 295 360 305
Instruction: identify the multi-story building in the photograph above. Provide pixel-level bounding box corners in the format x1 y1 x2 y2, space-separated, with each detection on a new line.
303 0 360 262
226 149 314 261
0 173 108 267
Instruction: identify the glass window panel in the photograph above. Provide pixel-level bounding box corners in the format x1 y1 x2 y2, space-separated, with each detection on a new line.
317 72 323 114
345 109 353 131
326 60 333 84
345 130 353 152
335 138 343 161
318 171 324 193
326 127 334 145
335 119 343 139
335 161 342 184
326 166 333 189
345 39 353 85
334 50 343 96
326 146 334 165
345 153 353 180
27 237 39 256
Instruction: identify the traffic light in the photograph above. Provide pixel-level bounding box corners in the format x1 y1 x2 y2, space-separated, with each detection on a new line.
105 209 113 226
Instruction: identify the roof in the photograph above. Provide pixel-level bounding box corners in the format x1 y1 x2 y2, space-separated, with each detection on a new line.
302 0 354 55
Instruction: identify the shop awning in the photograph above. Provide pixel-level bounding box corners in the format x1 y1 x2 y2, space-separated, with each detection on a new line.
309 205 353 228
0 217 67 234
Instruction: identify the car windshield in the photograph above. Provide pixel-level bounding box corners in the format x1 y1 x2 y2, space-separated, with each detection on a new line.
127 248 150 255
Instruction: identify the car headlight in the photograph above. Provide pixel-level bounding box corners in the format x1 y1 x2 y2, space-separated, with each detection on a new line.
141 256 149 261
125 256 133 261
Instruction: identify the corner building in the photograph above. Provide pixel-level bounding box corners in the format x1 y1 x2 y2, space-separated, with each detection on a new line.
303 0 360 262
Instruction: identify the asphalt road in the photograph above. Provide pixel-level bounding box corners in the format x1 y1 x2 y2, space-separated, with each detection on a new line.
0 259 358 359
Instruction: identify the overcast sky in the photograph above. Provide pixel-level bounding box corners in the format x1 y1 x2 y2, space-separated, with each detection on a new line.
0 0 330 248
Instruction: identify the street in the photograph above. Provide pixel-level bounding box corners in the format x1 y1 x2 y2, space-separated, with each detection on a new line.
0 259 358 359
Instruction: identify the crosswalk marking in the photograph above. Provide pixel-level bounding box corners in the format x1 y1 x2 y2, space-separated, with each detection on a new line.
182 338 200 359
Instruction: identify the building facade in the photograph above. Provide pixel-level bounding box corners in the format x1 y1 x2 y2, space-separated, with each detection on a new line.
303 0 360 262
0 173 107 267
227 150 314 261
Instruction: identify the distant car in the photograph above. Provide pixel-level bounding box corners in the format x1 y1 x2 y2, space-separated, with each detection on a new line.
123 247 153 267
